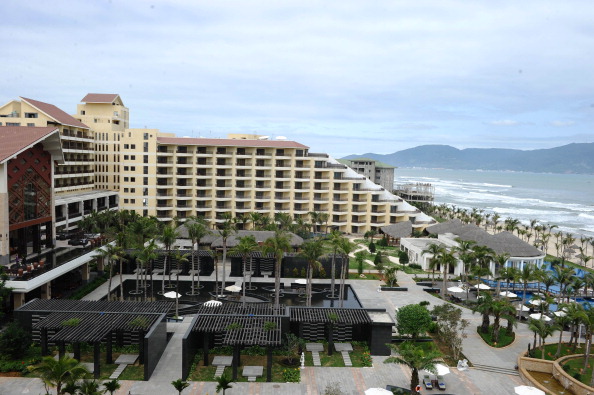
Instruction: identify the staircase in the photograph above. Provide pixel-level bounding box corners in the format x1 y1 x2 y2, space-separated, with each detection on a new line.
471 364 519 376
341 351 352 367
109 364 127 379
214 365 226 377
311 351 321 366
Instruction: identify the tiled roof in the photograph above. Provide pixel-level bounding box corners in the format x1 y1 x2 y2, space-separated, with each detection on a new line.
81 93 120 103
0 126 59 163
20 97 89 129
157 137 309 149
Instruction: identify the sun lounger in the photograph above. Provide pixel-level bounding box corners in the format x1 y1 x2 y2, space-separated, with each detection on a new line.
437 375 446 390
423 375 433 389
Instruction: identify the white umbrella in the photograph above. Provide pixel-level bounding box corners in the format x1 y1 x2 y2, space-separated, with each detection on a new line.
447 286 465 293
295 279 307 285
225 285 242 292
514 385 545 395
529 299 544 306
529 313 551 322
475 284 491 290
554 310 567 317
435 363 450 376
364 389 392 395
500 291 517 298
516 305 530 312
204 300 223 307
163 291 181 299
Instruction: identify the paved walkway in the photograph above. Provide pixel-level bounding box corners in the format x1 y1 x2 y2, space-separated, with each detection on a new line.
2 244 548 394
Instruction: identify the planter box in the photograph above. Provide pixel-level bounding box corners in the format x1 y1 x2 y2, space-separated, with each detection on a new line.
381 287 408 291
423 287 440 294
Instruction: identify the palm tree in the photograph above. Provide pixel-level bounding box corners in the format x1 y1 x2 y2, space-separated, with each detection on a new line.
134 240 158 300
262 230 291 311
518 264 536 317
492 253 510 296
102 379 121 395
95 244 124 302
384 342 442 393
171 249 189 317
472 291 494 334
186 219 210 295
490 299 515 343
328 230 342 298
113 231 130 301
299 239 324 307
215 372 234 394
422 243 445 286
554 313 572 358
32 355 90 395
158 225 179 295
216 214 236 297
78 379 102 395
337 237 355 308
171 378 190 395
437 249 457 298
230 235 259 307
528 319 558 359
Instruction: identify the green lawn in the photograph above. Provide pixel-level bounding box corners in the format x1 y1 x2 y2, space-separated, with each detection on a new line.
477 326 515 348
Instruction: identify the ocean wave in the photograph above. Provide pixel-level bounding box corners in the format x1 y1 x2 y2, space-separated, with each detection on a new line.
579 213 594 221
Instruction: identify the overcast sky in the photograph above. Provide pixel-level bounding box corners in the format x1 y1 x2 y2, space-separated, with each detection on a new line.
3 0 594 157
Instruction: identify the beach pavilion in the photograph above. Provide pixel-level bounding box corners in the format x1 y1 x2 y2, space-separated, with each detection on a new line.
379 220 412 246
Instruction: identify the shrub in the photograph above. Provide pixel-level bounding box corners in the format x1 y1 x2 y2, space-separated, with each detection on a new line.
408 263 422 270
398 250 409 264
0 322 32 359
368 241 376 253
377 237 388 247
282 367 300 382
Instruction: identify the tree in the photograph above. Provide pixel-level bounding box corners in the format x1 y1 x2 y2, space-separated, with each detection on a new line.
299 239 324 307
186 218 210 295
32 356 90 395
384 266 399 287
262 230 291 311
78 379 102 395
337 237 355 307
519 264 536 317
0 321 32 359
134 240 158 301
328 230 342 298
95 244 124 302
230 235 259 307
354 250 365 276
158 224 179 295
554 313 572 359
217 214 236 297
102 379 121 395
422 243 445 286
472 291 494 334
396 304 432 341
528 319 557 359
490 299 515 343
215 372 234 394
437 249 457 298
113 231 130 301
491 253 510 297
384 342 442 393
171 378 190 395
431 303 469 360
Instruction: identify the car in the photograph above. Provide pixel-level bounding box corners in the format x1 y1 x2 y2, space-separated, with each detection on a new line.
68 238 88 246
56 232 72 240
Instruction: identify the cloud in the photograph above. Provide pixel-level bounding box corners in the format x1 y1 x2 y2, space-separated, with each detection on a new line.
486 120 523 126
551 120 576 127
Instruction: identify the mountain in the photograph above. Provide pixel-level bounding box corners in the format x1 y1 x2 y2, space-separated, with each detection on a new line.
343 143 594 174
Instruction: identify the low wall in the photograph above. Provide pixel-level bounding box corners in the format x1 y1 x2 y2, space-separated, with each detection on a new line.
143 314 168 380
518 354 594 395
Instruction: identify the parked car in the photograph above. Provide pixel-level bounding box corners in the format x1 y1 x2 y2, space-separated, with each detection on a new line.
56 232 72 240
68 238 88 246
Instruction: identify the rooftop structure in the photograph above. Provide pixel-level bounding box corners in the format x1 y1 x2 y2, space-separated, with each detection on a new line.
338 157 395 191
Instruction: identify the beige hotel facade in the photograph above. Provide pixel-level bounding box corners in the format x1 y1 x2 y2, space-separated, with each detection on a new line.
1 93 435 241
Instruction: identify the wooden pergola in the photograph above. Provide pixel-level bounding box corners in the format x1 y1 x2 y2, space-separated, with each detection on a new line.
191 305 285 381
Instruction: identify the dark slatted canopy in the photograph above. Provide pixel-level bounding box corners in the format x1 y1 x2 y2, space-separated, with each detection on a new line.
289 308 371 325
18 299 173 314
193 315 282 346
191 303 285 317
33 312 161 343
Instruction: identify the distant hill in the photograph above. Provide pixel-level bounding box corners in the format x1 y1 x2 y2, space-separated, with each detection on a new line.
343 143 594 174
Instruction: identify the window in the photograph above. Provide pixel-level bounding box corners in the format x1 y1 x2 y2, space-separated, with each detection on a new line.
24 112 38 118
6 122 20 126
131 144 136 149
144 166 148 174
144 142 149 152
124 199 129 203
144 155 148 163
124 155 129 160
131 177 136 182
124 188 129 193
81 110 85 115
124 166 129 171
27 123 34 127
124 144 129 149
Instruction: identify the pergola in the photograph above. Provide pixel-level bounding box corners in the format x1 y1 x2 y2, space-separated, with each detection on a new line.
189 304 286 381
15 299 173 379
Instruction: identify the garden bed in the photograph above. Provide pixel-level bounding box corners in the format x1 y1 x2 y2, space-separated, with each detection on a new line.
477 326 515 348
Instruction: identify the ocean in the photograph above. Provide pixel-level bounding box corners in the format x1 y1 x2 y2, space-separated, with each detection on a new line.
394 168 594 237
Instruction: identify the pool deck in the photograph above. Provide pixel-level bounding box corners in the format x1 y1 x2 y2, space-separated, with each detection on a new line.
2 262 568 394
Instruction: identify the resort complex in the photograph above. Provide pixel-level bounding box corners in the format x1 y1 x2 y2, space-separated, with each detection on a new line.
1 94 594 395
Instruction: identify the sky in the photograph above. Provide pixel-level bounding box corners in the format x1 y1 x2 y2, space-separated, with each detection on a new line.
2 0 594 157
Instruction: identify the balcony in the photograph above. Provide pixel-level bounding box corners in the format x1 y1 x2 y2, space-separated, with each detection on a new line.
195 205 212 211
195 193 211 200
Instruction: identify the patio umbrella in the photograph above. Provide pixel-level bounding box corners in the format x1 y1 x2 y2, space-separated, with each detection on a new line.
295 279 307 285
514 385 545 395
204 300 223 307
364 388 392 395
529 299 544 306
164 291 181 318
500 291 517 298
529 313 551 322
516 305 530 312
554 310 567 317
447 286 465 293
225 285 242 292
434 363 450 375
474 283 491 290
